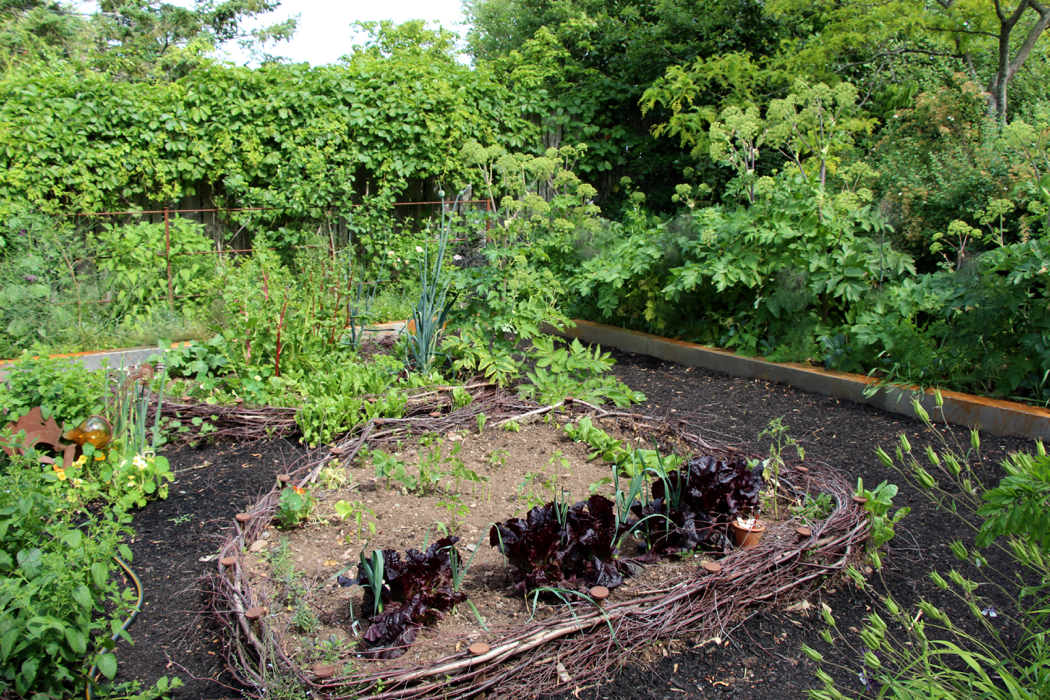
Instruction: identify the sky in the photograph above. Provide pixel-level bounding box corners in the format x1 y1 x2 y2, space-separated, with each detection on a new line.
223 0 470 66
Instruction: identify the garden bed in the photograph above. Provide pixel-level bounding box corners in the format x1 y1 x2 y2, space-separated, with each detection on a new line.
207 394 865 698
112 348 1036 700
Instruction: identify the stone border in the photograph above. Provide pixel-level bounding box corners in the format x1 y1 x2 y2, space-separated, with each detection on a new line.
545 320 1050 441
0 322 409 382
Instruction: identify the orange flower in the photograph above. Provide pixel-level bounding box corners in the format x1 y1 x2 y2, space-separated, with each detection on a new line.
293 486 305 495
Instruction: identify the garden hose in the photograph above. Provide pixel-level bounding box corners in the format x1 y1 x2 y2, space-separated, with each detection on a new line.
85 555 143 700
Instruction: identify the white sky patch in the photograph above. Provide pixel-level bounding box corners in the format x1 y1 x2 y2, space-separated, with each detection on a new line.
215 0 469 66
79 0 470 67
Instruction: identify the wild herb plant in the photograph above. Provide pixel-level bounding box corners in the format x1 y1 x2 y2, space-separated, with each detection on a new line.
436 493 471 535
790 492 834 521
854 477 910 569
0 456 138 698
515 472 547 512
318 461 351 490
372 451 407 489
756 417 805 518
487 448 508 468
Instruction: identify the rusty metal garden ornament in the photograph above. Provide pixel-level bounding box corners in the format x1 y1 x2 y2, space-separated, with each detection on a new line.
0 406 77 468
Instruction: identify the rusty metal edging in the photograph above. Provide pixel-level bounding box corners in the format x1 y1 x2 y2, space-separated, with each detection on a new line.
544 320 1050 442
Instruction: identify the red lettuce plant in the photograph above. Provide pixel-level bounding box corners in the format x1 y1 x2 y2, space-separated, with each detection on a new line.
352 536 468 659
489 494 629 593
633 455 763 555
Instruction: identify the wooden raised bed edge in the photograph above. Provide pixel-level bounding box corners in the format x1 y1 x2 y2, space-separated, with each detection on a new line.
544 320 1050 442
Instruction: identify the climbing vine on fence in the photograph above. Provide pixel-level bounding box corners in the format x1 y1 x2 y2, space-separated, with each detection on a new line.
0 40 534 221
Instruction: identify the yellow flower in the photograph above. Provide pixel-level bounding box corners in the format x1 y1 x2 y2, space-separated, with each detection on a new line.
73 455 87 468
55 468 67 481
94 452 106 461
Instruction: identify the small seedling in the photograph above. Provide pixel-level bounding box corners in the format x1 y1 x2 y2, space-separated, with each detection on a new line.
488 448 508 469
334 499 377 538
546 449 572 475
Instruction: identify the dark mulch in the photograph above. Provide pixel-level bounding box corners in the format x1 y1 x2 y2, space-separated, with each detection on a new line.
114 348 1035 700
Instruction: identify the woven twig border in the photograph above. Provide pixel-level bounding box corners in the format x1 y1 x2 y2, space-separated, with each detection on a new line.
203 391 869 698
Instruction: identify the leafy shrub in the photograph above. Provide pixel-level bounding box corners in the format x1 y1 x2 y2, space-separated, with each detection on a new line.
490 494 628 593
90 218 214 318
976 448 1050 551
0 353 105 428
0 458 135 697
518 337 646 407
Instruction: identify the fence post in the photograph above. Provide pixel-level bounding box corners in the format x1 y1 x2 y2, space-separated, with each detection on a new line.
164 207 174 310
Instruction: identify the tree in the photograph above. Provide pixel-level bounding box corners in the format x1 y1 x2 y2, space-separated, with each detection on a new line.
0 0 296 79
464 0 787 210
766 0 1050 122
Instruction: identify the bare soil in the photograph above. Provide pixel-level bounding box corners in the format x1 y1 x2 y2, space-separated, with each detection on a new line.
114 347 1036 700
250 417 724 673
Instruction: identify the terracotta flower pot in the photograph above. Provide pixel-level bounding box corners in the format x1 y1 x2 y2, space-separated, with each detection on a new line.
730 519 766 549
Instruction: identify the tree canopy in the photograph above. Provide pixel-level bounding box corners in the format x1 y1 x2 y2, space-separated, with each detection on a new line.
0 0 296 79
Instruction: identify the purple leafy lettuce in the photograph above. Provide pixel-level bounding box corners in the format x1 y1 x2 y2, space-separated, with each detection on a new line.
634 455 763 555
356 536 467 658
490 495 628 593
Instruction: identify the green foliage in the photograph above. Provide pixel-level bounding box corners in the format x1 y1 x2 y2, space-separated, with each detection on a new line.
163 335 231 383
293 357 407 448
334 499 377 539
0 458 136 698
0 0 295 80
275 486 315 529
976 443 1050 551
575 172 912 354
756 416 805 518
371 450 408 489
0 212 210 357
562 416 681 476
405 203 454 373
791 492 834 521
855 477 910 569
0 39 531 218
466 0 785 210
518 337 646 407
563 416 629 463
90 217 214 318
809 405 1050 700
870 82 1018 263
0 353 105 428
